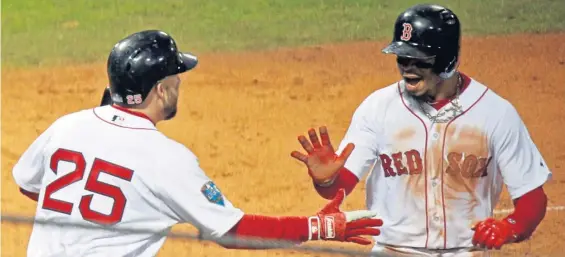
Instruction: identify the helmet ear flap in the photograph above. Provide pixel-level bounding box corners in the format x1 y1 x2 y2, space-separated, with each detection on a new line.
434 55 459 79
432 26 460 79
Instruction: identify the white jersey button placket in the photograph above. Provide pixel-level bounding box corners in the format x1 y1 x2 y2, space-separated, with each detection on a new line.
426 122 447 249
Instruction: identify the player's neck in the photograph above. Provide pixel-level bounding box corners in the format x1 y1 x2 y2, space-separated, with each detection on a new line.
136 104 171 125
425 72 461 102
112 104 160 125
136 108 162 125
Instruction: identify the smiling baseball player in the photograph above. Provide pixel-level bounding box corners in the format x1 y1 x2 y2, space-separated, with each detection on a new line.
291 4 551 256
12 30 382 257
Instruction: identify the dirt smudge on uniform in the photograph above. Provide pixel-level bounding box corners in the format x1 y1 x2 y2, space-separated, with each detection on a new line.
394 128 416 141
404 167 426 199
428 124 445 180
393 127 425 200
442 125 489 215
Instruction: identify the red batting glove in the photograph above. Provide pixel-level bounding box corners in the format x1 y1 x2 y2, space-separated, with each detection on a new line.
308 188 383 245
472 218 519 250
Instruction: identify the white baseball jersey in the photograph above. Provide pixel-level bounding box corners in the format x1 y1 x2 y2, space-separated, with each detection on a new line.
12 105 244 257
336 73 552 253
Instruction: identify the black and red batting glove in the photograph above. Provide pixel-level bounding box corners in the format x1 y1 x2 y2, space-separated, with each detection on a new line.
308 188 383 245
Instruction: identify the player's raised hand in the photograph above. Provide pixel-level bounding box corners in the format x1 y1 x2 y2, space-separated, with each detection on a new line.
290 126 355 185
308 188 382 245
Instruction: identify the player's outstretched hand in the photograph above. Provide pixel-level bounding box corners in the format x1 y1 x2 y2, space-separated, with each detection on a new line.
291 126 355 185
308 188 382 245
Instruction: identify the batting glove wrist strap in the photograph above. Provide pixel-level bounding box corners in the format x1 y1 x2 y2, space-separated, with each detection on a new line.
501 217 520 242
307 216 320 240
307 188 382 245
314 173 339 187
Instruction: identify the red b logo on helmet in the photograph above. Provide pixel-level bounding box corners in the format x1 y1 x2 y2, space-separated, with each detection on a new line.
400 23 413 41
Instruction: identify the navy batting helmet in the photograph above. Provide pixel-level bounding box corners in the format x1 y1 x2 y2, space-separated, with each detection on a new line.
104 30 197 106
382 4 461 78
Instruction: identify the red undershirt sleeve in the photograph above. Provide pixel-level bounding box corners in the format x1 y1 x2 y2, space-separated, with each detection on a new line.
313 168 359 200
505 186 547 242
224 214 309 249
20 187 39 201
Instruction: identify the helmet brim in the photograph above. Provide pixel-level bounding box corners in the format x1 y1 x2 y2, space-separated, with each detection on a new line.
381 41 435 59
177 52 198 73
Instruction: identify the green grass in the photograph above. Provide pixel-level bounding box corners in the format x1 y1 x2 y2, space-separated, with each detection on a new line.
2 0 564 67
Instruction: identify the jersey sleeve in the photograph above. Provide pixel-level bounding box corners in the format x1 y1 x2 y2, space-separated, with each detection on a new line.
12 123 56 193
336 96 382 180
492 103 552 200
157 150 244 239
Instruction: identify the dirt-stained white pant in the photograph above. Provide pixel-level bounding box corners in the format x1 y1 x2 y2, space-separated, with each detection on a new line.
371 243 491 257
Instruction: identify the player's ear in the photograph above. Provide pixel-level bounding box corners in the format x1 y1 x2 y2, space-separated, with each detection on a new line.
154 81 166 100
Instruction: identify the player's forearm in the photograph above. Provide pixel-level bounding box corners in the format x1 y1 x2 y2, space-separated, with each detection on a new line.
505 186 547 242
222 214 309 249
314 167 359 200
222 188 382 249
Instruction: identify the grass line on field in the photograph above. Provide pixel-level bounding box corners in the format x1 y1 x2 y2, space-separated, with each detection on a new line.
2 0 564 67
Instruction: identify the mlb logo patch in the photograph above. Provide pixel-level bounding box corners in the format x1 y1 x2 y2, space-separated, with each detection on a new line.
111 115 125 122
200 181 225 206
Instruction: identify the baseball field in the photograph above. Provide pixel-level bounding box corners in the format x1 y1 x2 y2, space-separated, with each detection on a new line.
2 0 565 256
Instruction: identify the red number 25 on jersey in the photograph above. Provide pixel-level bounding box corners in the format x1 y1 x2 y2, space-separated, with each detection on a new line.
42 148 134 225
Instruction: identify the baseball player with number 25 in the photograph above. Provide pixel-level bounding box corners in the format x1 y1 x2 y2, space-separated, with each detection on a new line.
12 30 383 257
291 4 551 257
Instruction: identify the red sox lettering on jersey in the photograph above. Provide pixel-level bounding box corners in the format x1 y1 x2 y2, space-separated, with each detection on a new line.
335 74 552 250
